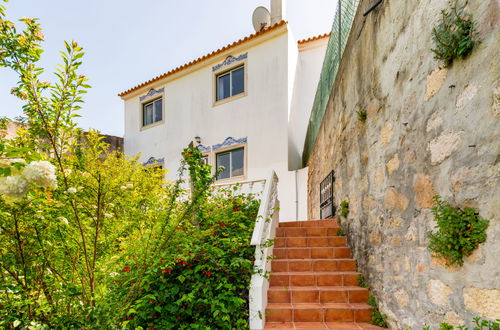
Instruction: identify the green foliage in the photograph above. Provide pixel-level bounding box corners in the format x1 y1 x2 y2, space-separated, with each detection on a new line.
427 196 489 266
358 274 370 289
367 295 388 328
339 199 349 218
419 318 500 329
439 323 456 330
337 229 345 236
0 5 260 329
357 108 367 123
431 5 477 65
111 191 259 329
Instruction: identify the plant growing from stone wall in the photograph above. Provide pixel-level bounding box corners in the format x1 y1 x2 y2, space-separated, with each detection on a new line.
357 108 367 123
357 275 387 327
427 196 489 266
339 199 349 218
431 5 477 65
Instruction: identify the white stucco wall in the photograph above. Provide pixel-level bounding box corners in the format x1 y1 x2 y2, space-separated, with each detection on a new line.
288 37 328 171
122 25 325 221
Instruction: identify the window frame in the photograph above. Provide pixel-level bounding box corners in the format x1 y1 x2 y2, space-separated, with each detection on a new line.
213 59 247 106
214 145 246 182
140 92 165 131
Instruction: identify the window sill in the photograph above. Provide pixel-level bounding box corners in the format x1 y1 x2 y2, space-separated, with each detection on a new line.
140 120 165 131
215 174 246 184
213 92 247 107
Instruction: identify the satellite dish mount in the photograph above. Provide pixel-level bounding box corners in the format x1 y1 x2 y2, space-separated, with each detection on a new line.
252 6 271 32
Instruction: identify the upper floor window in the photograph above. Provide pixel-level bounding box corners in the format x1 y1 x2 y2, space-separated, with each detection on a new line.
143 98 163 127
216 65 245 101
216 147 244 180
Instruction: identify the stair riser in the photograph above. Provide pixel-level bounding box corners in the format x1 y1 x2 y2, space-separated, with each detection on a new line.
269 273 359 287
279 220 337 228
265 307 372 322
268 289 369 304
273 247 351 259
271 260 356 273
276 227 341 237
275 237 346 248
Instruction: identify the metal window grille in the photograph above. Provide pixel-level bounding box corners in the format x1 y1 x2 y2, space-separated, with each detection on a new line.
320 171 335 219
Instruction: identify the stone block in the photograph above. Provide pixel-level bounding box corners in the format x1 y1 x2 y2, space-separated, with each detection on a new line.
413 174 436 208
428 131 462 165
427 279 453 306
424 67 448 101
463 287 500 319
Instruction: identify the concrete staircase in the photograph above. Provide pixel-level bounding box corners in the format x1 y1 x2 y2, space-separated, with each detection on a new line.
264 219 383 330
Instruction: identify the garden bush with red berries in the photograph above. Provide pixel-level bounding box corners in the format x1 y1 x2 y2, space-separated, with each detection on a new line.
110 191 259 329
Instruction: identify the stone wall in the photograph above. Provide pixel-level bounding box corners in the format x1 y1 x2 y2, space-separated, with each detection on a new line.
307 0 499 327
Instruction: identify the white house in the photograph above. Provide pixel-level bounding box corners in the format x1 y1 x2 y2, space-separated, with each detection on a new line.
119 0 328 221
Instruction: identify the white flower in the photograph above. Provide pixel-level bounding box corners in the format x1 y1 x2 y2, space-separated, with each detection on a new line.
120 185 127 190
104 213 113 218
108 203 115 208
64 168 72 176
126 183 133 189
109 272 118 277
0 175 29 198
66 187 77 194
22 161 57 188
58 217 69 225
82 172 90 178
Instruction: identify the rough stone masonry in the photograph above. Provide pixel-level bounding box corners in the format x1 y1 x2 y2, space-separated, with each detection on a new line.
306 0 500 328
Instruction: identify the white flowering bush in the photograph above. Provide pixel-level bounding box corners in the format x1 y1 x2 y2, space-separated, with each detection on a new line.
22 160 57 188
0 175 29 198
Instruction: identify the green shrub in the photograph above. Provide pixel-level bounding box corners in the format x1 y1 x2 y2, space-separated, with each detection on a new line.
337 229 345 236
431 5 477 65
427 196 489 266
339 199 349 218
110 192 259 329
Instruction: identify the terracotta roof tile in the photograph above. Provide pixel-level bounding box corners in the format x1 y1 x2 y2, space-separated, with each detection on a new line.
297 33 330 45
118 21 287 98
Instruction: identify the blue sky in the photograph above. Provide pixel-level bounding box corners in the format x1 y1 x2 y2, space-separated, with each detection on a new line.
0 0 335 136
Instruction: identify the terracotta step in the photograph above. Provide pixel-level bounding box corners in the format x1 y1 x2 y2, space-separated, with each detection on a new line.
274 247 351 259
276 227 341 237
270 271 360 287
265 303 372 323
271 259 357 273
279 219 338 228
268 286 369 304
264 322 385 329
275 237 347 248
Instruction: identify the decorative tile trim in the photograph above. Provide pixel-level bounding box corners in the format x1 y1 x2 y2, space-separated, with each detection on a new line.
212 137 247 151
197 144 211 152
140 87 164 102
212 53 248 72
143 157 164 167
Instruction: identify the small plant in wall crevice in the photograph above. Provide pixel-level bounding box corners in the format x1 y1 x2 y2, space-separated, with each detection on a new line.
427 195 489 266
357 108 367 123
431 4 477 66
339 199 349 218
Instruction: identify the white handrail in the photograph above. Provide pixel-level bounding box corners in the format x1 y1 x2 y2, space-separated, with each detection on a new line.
249 170 279 330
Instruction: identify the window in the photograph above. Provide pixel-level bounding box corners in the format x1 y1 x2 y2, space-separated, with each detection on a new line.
142 98 163 127
216 148 244 180
216 65 244 101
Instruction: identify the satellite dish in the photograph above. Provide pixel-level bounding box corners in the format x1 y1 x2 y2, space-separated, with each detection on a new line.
252 6 271 32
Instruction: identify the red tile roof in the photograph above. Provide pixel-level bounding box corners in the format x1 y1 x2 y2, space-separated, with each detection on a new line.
297 33 330 45
118 21 287 98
